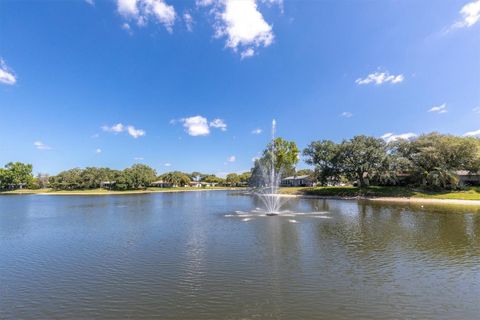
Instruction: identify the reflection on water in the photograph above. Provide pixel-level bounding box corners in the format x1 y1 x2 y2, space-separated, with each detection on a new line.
0 192 479 319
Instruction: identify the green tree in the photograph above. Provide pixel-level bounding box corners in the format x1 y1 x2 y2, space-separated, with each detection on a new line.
390 133 480 188
123 164 157 189
238 172 252 185
226 173 240 186
202 174 223 184
49 168 83 190
160 171 191 187
303 140 340 185
336 136 387 187
1 162 34 188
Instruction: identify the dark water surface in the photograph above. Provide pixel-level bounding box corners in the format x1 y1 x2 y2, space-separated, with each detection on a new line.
1 191 479 319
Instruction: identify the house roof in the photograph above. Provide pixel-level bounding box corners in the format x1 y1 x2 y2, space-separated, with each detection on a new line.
282 175 311 180
456 170 480 176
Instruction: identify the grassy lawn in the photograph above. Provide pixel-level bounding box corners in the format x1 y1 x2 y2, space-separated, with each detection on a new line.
280 186 480 201
0 187 242 195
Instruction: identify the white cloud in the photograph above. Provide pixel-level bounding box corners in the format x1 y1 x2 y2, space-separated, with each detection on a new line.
428 103 448 113
196 0 214 6
251 128 262 134
228 155 236 162
340 111 353 118
122 22 133 34
241 48 255 59
451 0 480 29
473 106 480 114
85 0 95 6
117 0 176 32
34 141 51 150
211 0 274 56
0 59 16 85
101 123 145 138
464 129 480 137
164 162 172 166
134 156 144 160
210 118 227 131
381 132 417 143
127 125 146 138
181 116 210 136
102 123 125 133
96 148 102 153
184 11 193 31
355 71 404 85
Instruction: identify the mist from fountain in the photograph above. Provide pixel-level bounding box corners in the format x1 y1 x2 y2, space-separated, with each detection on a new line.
225 119 331 222
254 119 287 215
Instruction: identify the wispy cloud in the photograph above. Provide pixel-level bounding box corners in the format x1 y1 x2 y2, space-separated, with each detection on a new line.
164 162 172 167
34 141 52 150
227 155 236 162
127 125 146 138
428 103 447 113
340 112 353 118
381 132 417 143
251 128 262 134
464 129 480 137
117 0 176 32
241 48 255 59
210 118 227 131
96 148 102 154
134 156 144 160
0 58 16 85
450 0 480 30
473 106 480 114
355 71 404 85
101 123 146 138
121 22 133 35
85 0 95 6
183 11 193 31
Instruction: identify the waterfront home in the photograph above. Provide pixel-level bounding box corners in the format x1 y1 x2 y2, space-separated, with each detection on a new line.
281 175 314 187
456 171 480 186
150 180 174 188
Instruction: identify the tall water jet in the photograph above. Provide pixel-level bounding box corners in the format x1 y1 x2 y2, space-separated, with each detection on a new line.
254 119 288 216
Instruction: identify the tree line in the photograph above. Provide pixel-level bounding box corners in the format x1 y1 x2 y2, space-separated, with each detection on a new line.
1 132 479 191
0 163 252 191
249 133 480 189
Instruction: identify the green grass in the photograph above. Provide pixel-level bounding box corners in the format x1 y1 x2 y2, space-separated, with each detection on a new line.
280 186 480 201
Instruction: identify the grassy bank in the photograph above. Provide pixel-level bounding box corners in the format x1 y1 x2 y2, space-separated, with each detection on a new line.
280 186 480 201
0 187 243 196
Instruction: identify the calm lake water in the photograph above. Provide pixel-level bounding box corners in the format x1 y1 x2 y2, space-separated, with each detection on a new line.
1 191 480 319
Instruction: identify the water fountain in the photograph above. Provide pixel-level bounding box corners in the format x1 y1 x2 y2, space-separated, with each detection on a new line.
225 119 331 222
255 119 287 215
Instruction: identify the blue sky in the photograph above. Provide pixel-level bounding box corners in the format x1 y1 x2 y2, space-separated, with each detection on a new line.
0 0 479 176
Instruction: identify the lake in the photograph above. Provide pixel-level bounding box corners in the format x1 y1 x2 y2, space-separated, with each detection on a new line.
1 191 479 319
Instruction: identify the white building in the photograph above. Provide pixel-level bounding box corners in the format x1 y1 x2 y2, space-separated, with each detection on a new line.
281 175 314 187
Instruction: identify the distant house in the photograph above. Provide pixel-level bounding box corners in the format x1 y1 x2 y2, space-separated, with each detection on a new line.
281 175 314 187
189 181 217 188
151 180 174 188
100 181 116 189
456 171 480 186
189 181 202 188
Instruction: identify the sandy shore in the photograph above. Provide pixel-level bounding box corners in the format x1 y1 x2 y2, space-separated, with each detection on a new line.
274 193 480 206
366 197 480 206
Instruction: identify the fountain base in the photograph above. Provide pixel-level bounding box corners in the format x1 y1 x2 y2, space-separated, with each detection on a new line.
265 212 279 216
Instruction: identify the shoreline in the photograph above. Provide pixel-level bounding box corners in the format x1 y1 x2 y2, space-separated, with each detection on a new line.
2 188 480 206
0 188 244 196
275 193 480 206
